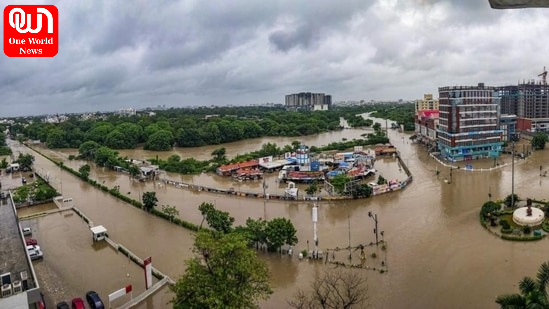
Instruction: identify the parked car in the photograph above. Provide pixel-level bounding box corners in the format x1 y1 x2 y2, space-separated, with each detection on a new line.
56 302 69 309
29 249 43 261
22 227 32 236
71 298 85 309
25 238 38 246
86 291 105 309
26 245 41 252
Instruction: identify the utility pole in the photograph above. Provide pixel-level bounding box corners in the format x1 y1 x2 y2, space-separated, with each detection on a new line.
312 203 318 259
262 179 268 200
511 139 515 207
368 211 379 246
347 210 352 262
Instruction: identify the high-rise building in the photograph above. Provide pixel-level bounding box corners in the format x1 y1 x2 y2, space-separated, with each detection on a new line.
496 85 519 115
437 83 503 161
285 92 332 111
497 81 549 132
415 94 439 112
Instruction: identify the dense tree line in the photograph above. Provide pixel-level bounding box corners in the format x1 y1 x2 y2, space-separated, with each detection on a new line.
15 104 413 151
0 132 11 155
18 107 344 151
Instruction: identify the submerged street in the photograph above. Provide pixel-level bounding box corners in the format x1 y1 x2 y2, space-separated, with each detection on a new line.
8 126 549 309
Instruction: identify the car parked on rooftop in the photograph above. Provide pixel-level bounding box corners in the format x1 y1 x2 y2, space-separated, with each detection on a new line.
71 297 85 309
22 227 32 236
29 249 43 261
26 245 41 252
56 301 69 309
25 238 38 246
86 291 105 309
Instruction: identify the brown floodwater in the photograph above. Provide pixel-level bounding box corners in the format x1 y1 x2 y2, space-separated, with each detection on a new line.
8 121 549 309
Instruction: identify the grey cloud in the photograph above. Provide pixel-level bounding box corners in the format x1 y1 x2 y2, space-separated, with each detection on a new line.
269 24 317 52
2 0 549 117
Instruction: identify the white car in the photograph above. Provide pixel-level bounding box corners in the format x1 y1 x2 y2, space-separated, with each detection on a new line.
22 227 32 236
29 249 43 261
26 245 41 252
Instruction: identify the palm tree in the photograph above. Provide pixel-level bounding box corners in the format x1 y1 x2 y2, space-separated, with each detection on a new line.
496 261 549 308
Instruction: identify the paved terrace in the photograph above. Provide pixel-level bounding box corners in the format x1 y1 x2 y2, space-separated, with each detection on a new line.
0 193 38 308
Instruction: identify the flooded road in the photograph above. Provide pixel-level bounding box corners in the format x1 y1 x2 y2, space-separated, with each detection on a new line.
10 124 549 309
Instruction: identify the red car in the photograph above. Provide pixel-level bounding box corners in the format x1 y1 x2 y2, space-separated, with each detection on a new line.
71 297 85 309
25 238 38 246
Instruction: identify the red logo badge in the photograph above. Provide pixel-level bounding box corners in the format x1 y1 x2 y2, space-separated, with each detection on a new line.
4 5 58 57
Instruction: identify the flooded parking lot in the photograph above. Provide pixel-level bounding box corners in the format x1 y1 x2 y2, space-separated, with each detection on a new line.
21 210 162 308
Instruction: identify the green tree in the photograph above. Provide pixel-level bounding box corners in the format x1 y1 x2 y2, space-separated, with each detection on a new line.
330 174 351 194
104 130 127 149
244 217 268 249
144 129 174 151
377 175 388 185
116 122 143 147
33 182 58 201
16 153 34 171
46 128 67 148
85 123 115 144
305 181 320 196
264 217 298 252
128 165 140 178
198 202 234 233
142 191 158 212
94 146 119 168
352 184 373 199
495 261 549 308
170 231 272 309
0 158 8 169
176 127 204 147
531 132 548 150
372 122 382 132
78 164 91 180
504 193 520 208
78 141 101 160
0 146 12 156
211 147 227 162
289 269 368 309
161 205 180 222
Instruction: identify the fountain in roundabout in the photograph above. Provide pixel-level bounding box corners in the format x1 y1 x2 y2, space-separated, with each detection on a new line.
512 199 545 226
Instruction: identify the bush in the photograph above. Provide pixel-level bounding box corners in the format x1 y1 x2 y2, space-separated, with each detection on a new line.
504 194 520 207
523 225 532 234
501 226 513 234
481 201 501 218
499 219 508 227
501 234 543 241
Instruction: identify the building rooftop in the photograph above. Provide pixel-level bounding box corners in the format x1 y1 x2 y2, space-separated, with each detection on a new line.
0 193 40 307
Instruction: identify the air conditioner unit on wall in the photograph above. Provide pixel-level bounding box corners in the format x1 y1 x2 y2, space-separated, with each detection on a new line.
12 281 22 294
1 283 12 298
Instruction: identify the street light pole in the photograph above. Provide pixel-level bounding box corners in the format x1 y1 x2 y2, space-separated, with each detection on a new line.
511 139 515 207
312 202 318 259
262 179 268 200
368 211 379 246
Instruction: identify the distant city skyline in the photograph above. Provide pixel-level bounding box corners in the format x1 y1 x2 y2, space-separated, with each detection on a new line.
2 0 549 117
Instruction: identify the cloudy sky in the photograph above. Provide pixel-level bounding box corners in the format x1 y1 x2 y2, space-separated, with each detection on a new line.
1 0 549 117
